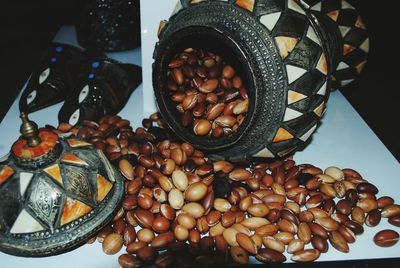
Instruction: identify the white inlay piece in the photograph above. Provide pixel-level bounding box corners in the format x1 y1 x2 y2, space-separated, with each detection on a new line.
306 26 321 46
360 38 369 53
171 1 183 16
69 109 80 126
286 64 307 84
26 90 37 105
20 172 34 196
39 68 50 84
260 12 281 31
78 85 89 103
311 2 322 11
317 81 328 95
288 0 306 15
337 61 350 70
340 79 355 86
299 0 310 9
342 0 355 10
339 26 351 37
10 209 44 234
252 147 275 158
300 124 318 142
283 108 303 122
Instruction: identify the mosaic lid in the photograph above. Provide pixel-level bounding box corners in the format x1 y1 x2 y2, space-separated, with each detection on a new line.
0 113 124 256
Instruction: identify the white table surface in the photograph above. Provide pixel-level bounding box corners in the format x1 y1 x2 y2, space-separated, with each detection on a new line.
0 1 399 267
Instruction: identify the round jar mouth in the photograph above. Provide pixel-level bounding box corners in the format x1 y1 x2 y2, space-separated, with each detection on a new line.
154 26 257 150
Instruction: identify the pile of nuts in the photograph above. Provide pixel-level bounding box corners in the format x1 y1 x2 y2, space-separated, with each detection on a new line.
56 114 399 267
167 48 249 138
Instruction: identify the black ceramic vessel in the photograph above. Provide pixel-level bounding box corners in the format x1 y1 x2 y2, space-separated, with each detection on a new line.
153 0 369 160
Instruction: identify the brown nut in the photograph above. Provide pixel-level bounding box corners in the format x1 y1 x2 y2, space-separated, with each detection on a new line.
287 239 305 254
152 216 171 233
365 209 382 227
222 227 239 247
389 215 400 227
102 233 123 255
137 228 155 243
151 232 175 249
329 231 349 253
381 204 400 218
229 168 252 181
377 196 395 209
177 213 196 230
256 248 286 263
311 235 329 253
236 233 257 255
174 225 189 241
184 182 208 202
118 254 141 268
291 249 321 262
373 229 399 247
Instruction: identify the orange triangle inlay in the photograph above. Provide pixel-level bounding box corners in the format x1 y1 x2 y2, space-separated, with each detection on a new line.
275 36 298 59
61 197 92 226
317 53 328 75
67 139 92 148
327 10 339 21
44 164 63 186
288 90 307 105
343 44 356 56
61 153 88 167
97 174 113 203
0 166 14 185
355 60 367 74
236 0 255 12
355 16 366 29
273 128 294 143
314 101 325 117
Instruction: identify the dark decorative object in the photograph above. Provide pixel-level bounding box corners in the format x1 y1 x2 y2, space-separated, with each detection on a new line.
152 0 369 160
19 43 89 114
76 0 141 51
0 113 124 257
58 58 142 126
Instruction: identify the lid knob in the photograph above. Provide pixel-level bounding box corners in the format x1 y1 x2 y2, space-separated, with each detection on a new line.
19 112 41 147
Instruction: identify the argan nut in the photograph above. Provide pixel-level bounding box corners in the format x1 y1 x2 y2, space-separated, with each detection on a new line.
291 249 321 262
373 230 399 247
103 233 123 255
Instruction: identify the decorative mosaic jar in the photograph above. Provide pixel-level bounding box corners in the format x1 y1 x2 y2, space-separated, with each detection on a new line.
152 0 369 160
0 114 124 256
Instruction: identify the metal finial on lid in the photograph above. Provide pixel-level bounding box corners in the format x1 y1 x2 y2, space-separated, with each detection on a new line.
19 112 41 147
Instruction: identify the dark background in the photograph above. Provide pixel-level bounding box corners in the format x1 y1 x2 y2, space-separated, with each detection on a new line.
0 0 399 163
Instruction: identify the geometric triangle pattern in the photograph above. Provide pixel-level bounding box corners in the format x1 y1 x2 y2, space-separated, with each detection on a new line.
61 153 89 167
177 0 332 159
235 0 255 12
60 197 93 226
66 139 92 148
43 164 64 187
299 0 369 88
97 174 113 203
19 172 34 196
0 165 14 186
10 209 45 234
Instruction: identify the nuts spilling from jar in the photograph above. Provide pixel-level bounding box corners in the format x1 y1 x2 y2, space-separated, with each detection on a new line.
56 114 399 267
166 48 249 138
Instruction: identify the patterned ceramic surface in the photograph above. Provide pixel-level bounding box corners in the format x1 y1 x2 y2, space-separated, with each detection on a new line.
0 129 124 257
153 0 368 160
